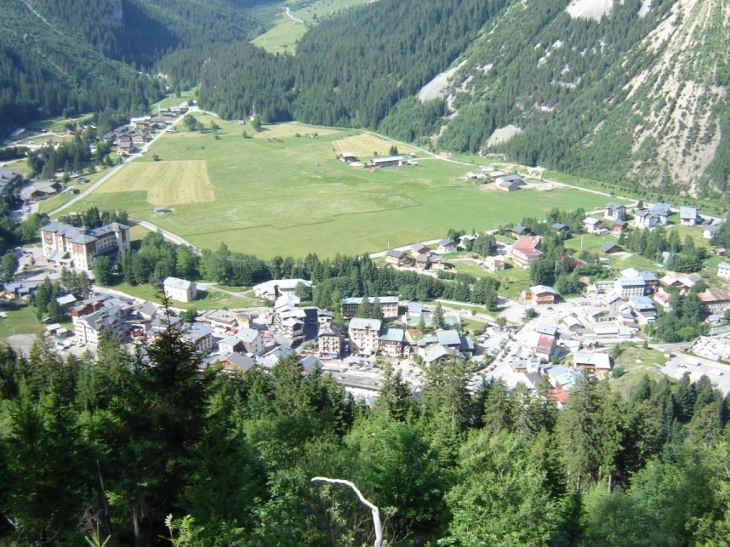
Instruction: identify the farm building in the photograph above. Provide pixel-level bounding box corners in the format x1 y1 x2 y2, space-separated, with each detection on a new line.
370 156 404 168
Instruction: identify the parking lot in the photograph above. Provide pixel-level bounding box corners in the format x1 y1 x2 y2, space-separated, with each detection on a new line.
664 353 730 395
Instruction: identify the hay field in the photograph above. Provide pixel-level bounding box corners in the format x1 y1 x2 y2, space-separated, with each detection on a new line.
98 161 215 206
331 133 420 159
252 122 341 139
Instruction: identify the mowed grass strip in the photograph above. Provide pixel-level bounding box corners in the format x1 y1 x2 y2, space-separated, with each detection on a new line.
331 133 420 159
98 160 214 206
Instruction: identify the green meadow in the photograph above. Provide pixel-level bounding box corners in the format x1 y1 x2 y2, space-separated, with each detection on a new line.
69 117 615 259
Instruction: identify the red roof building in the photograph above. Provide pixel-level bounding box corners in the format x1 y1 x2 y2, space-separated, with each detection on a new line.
511 236 544 269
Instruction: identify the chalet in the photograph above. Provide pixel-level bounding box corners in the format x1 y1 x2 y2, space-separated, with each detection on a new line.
523 331 557 360
521 285 557 306
705 225 721 239
218 352 257 375
679 206 699 226
415 253 431 270
163 277 197 302
713 248 726 257
339 152 358 164
583 217 604 234
551 223 569 234
650 202 672 225
236 327 266 355
411 242 431 257
511 236 543 269
612 219 628 234
385 249 408 265
544 365 583 390
348 318 382 355
341 296 399 319
484 256 505 272
509 225 529 238
634 209 659 229
318 322 344 359
604 202 626 221
698 290 730 314
429 254 453 270
4 282 39 299
600 242 622 254
659 274 690 294
130 116 151 127
438 238 458 253
182 323 214 352
117 137 133 154
459 234 478 248
317 309 333 324
20 181 61 201
422 344 465 366
370 156 404 168
510 348 540 373
573 351 612 374
718 262 730 281
201 309 238 330
653 289 673 310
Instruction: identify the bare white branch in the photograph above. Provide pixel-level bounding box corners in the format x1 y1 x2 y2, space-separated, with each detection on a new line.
311 476 383 547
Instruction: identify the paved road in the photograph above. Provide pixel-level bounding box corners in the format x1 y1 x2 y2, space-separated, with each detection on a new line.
127 219 198 249
48 113 186 216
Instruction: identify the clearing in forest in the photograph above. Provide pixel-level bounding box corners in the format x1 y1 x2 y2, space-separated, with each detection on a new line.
98 160 215 206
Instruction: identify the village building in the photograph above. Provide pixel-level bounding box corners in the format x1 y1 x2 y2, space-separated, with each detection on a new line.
484 256 505 272
437 238 458 253
348 318 382 355
508 225 529 238
411 242 431 256
218 352 257 375
74 305 126 347
600 242 622 254
521 285 557 305
253 279 311 299
41 221 131 272
339 152 358 163
318 322 344 359
573 351 612 374
385 249 408 266
378 328 409 358
612 219 628 234
698 290 730 314
551 223 569 234
163 277 197 302
236 327 266 356
634 209 659 229
614 277 646 299
583 217 604 234
651 202 672 225
20 181 61 201
181 323 214 352
705 225 721 239
718 262 730 281
679 206 700 225
341 296 399 319
629 296 657 324
218 336 244 354
370 155 404 168
511 236 543 269
604 202 626 221
423 344 465 366
0 167 23 195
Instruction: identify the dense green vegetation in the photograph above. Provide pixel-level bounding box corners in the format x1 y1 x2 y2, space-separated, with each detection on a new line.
3 325 730 545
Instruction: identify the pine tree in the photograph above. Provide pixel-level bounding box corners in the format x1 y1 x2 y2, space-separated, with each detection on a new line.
432 302 445 330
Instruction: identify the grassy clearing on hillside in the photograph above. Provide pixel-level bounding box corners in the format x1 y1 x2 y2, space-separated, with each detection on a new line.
72 119 611 258
251 18 305 54
98 160 215 206
611 346 669 397
0 304 44 338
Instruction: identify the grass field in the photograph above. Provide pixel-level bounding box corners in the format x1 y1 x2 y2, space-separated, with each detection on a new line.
331 133 420 158
252 0 372 54
97 161 215 206
111 281 256 310
69 118 614 259
0 303 44 338
38 167 115 214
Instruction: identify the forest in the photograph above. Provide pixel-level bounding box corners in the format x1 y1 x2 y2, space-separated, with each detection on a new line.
2 318 730 546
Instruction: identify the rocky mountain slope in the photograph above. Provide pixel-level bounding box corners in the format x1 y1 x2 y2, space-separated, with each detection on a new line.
431 0 730 198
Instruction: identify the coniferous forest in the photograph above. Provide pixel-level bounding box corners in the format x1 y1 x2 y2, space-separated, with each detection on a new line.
2 324 730 546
